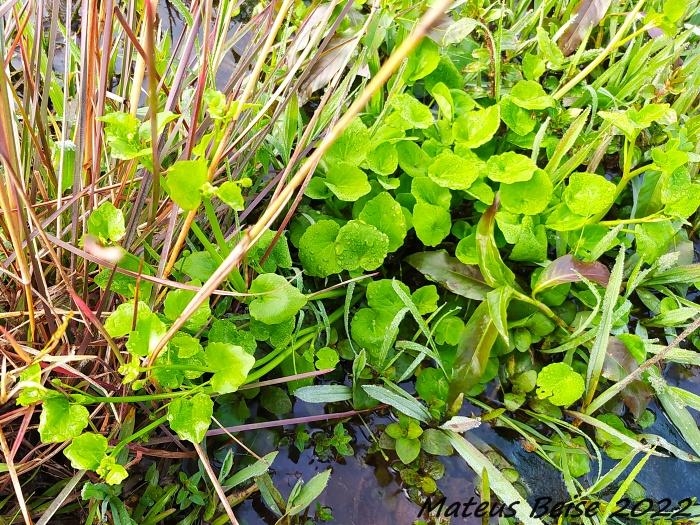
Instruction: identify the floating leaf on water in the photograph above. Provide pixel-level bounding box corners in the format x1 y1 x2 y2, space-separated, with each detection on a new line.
439 415 481 433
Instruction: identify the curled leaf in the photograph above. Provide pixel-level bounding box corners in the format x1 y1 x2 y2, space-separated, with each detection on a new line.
559 0 613 56
405 250 491 300
533 254 610 296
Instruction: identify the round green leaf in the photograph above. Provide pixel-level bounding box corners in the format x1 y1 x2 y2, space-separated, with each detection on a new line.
536 363 585 406
248 274 307 324
166 392 213 443
427 151 480 190
358 193 407 252
39 397 90 443
64 433 109 470
453 104 500 148
206 342 256 394
87 201 125 244
509 80 555 110
335 220 389 271
298 220 342 277
395 437 421 464
486 152 537 183
563 172 616 216
412 202 451 247
166 159 208 210
500 168 553 215
324 163 371 201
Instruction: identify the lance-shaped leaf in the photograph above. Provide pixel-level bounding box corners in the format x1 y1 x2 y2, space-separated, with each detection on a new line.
448 302 498 408
559 0 613 56
405 251 491 300
532 254 610 296
486 286 513 345
476 197 516 288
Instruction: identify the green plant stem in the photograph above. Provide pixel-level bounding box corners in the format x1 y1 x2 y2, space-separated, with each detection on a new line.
71 389 194 405
111 414 169 455
553 0 647 101
512 290 569 331
203 197 229 253
245 332 317 384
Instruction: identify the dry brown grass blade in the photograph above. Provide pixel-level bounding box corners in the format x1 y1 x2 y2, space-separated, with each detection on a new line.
146 0 455 369
194 442 240 525
0 427 33 524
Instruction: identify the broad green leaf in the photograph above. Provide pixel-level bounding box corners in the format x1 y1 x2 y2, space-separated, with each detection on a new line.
163 289 211 332
402 38 440 83
412 202 452 247
366 279 410 312
216 181 245 210
362 384 431 422
411 176 452 208
391 94 434 129
260 386 292 416
326 117 371 166
563 172 616 216
486 286 512 344
64 433 108 470
476 199 515 287
427 150 480 190
367 142 398 175
208 319 256 354
429 82 454 120
180 251 218 281
39 397 90 443
351 307 395 355
206 342 256 394
448 302 498 407
166 393 213 443
294 385 353 403
248 274 307 324
522 53 546 81
536 363 585 406
97 112 142 159
94 251 153 299
397 141 430 177
416 367 448 406
420 429 454 456
324 163 371 201
153 333 206 389
247 230 293 273
536 27 564 69
125 309 167 357
298 220 342 276
495 213 548 262
411 285 439 315
358 193 407 252
395 437 421 464
448 431 545 525
509 80 555 110
335 220 389 271
453 104 500 148
165 159 208 210
96 456 129 485
287 469 332 516
500 96 537 135
486 152 537 183
405 251 491 300
223 451 278 488
87 202 125 244
104 301 143 337
499 168 552 215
